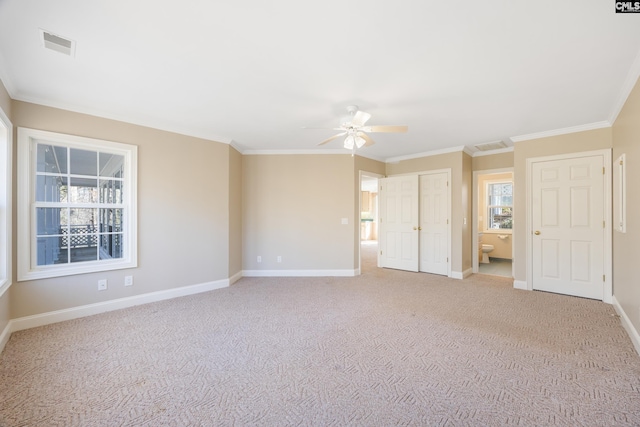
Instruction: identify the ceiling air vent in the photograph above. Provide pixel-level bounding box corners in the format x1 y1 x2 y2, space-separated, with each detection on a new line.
39 29 75 57
474 140 508 152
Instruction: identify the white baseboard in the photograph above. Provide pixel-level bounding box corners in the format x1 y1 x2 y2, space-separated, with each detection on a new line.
450 268 472 280
513 280 528 290
612 296 640 356
10 279 230 334
242 269 357 277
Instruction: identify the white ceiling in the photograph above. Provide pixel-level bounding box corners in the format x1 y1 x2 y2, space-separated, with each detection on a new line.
1 0 639 161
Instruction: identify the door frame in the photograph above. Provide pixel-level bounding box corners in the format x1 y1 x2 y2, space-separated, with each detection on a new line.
472 167 514 276
525 149 612 303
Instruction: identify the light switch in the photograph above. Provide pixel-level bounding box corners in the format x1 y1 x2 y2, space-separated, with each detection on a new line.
341 218 348 225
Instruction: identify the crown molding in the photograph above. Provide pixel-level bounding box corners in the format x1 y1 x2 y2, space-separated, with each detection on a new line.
11 92 234 145
384 145 467 163
462 146 476 157
242 149 349 155
510 121 611 143
472 146 514 157
609 47 640 125
229 140 246 154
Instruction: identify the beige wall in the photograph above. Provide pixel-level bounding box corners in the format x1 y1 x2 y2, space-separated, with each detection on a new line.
229 146 243 278
472 151 514 171
10 101 233 318
512 127 613 283
242 154 355 272
385 151 469 274
612 77 640 334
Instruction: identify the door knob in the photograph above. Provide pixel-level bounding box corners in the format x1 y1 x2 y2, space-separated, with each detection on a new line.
418 227 422 231
413 226 417 230
534 230 541 235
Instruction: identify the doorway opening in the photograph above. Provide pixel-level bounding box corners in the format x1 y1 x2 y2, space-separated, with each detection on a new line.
473 169 514 278
360 172 381 273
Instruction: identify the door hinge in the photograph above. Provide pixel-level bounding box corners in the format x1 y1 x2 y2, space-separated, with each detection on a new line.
447 219 449 224
602 167 605 175
603 275 605 282
380 250 383 255
603 220 605 228
447 257 449 262
620 160 623 166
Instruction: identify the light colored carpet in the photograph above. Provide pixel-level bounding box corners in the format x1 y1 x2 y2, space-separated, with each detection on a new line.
1 243 639 426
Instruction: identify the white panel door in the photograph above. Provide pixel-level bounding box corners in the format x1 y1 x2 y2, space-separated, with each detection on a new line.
420 173 449 275
531 155 604 300
379 175 419 272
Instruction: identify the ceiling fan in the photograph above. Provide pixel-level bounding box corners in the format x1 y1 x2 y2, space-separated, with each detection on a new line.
308 105 408 153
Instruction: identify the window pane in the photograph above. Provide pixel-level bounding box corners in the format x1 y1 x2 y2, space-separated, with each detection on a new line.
36 175 68 202
99 179 123 204
36 208 68 235
489 207 513 229
99 153 124 179
70 245 98 263
67 208 98 263
69 208 97 227
68 177 98 203
36 144 67 174
70 148 97 176
100 208 123 232
100 233 123 260
36 236 67 265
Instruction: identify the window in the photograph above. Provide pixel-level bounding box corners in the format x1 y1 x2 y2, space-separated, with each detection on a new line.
486 181 512 230
18 128 137 281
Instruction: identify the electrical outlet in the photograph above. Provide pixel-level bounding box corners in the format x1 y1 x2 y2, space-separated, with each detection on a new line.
98 279 107 291
277 256 282 263
124 276 133 287
257 256 262 263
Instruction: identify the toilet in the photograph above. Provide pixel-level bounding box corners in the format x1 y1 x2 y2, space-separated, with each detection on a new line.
481 244 494 264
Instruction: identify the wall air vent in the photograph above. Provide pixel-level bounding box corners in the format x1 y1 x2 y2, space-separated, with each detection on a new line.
474 140 508 152
39 29 76 57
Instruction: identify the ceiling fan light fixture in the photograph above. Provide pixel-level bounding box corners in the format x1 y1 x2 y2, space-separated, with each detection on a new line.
343 134 366 150
343 135 355 149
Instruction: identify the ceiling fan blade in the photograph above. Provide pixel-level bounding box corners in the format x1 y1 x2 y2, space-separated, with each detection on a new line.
357 132 375 147
351 110 372 127
362 125 408 133
317 132 346 146
303 126 348 131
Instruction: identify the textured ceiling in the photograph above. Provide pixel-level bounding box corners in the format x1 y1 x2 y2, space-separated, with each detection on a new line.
1 0 639 161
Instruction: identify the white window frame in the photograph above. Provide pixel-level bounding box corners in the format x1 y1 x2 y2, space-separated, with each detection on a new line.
18 128 137 281
0 107 12 296
484 179 513 233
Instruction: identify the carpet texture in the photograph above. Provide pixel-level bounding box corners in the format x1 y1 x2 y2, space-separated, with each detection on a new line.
1 244 639 426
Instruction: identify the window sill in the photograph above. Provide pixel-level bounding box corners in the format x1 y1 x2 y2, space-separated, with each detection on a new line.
482 229 513 234
18 259 137 282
